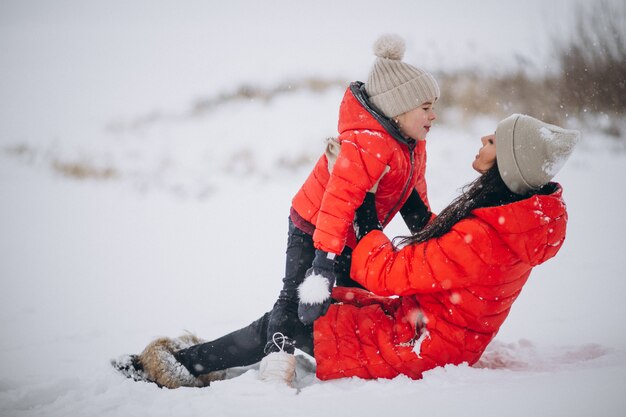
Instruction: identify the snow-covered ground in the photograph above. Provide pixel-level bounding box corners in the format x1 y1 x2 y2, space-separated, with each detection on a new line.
1 1 625 416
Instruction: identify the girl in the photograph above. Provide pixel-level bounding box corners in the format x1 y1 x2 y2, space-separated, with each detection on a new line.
262 33 441 382
114 33 440 386
114 114 578 387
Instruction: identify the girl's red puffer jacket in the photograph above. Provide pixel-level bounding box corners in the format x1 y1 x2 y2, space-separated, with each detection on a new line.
291 82 430 255
313 184 567 380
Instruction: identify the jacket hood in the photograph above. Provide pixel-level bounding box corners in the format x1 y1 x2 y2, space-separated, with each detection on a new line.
338 82 414 148
471 183 567 266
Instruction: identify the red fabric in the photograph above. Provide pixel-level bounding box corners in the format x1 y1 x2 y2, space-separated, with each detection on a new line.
291 86 429 254
314 186 568 380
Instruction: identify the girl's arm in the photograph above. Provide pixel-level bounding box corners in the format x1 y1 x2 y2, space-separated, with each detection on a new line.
313 135 391 254
399 188 432 234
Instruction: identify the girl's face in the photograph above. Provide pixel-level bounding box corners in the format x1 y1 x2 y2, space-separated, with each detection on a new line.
472 134 497 173
395 102 437 140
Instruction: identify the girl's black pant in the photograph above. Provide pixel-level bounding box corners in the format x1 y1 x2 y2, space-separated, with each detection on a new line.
175 218 361 376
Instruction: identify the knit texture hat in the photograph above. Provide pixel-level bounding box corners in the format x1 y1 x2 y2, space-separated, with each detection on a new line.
496 114 580 195
365 34 440 118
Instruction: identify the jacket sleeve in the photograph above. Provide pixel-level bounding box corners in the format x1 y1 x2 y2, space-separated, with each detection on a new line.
399 188 432 234
330 287 400 313
313 134 391 254
414 141 431 212
350 220 494 296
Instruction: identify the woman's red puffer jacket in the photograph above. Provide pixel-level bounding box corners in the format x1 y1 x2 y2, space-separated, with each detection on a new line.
291 82 430 255
314 184 567 380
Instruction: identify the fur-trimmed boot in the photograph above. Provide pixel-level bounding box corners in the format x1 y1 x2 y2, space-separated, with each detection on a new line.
258 333 296 386
112 334 225 388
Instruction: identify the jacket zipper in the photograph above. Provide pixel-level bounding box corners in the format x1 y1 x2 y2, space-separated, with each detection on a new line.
382 141 416 225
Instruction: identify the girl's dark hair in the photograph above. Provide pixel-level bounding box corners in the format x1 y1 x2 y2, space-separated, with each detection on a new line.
398 162 527 246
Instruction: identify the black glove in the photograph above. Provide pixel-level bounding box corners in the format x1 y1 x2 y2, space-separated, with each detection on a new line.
298 250 337 325
354 192 382 241
400 189 431 234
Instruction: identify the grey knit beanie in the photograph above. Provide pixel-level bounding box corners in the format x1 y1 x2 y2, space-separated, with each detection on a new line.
496 114 580 195
365 34 440 118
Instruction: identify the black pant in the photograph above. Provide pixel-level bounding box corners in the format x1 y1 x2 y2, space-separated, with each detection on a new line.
175 218 362 376
174 310 311 376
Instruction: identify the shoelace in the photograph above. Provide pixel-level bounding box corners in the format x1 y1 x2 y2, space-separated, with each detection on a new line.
271 332 287 351
264 332 295 355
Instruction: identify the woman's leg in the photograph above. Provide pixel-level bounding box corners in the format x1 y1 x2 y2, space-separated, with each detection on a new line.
175 312 271 376
173 312 315 378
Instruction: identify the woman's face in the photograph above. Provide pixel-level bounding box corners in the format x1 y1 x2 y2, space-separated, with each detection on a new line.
395 102 437 140
472 134 497 173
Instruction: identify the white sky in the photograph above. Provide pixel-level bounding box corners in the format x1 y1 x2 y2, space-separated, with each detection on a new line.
0 0 621 146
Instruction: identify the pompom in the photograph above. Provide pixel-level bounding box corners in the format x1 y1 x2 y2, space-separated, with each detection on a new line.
298 274 331 304
373 34 405 60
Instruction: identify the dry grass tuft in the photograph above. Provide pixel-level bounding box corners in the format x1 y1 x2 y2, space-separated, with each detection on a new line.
437 0 625 136
51 160 118 180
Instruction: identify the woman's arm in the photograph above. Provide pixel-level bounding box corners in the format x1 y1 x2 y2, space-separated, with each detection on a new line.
351 220 493 296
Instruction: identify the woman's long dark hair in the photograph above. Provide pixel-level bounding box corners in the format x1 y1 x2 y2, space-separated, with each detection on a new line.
398 163 527 246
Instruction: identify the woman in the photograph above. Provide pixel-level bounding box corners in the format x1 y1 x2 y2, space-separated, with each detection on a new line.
314 113 579 380
113 114 579 387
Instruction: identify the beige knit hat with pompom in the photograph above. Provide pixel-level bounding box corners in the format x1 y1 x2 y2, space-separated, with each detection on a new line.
365 34 440 118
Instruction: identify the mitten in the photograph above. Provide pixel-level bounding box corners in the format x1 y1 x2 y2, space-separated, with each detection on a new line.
298 250 337 325
354 192 383 241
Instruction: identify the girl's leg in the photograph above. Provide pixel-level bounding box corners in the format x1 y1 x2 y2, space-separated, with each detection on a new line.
175 312 271 376
291 319 314 356
175 219 317 378
266 219 315 353
335 246 365 289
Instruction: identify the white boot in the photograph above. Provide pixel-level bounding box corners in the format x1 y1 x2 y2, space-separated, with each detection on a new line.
258 333 296 385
